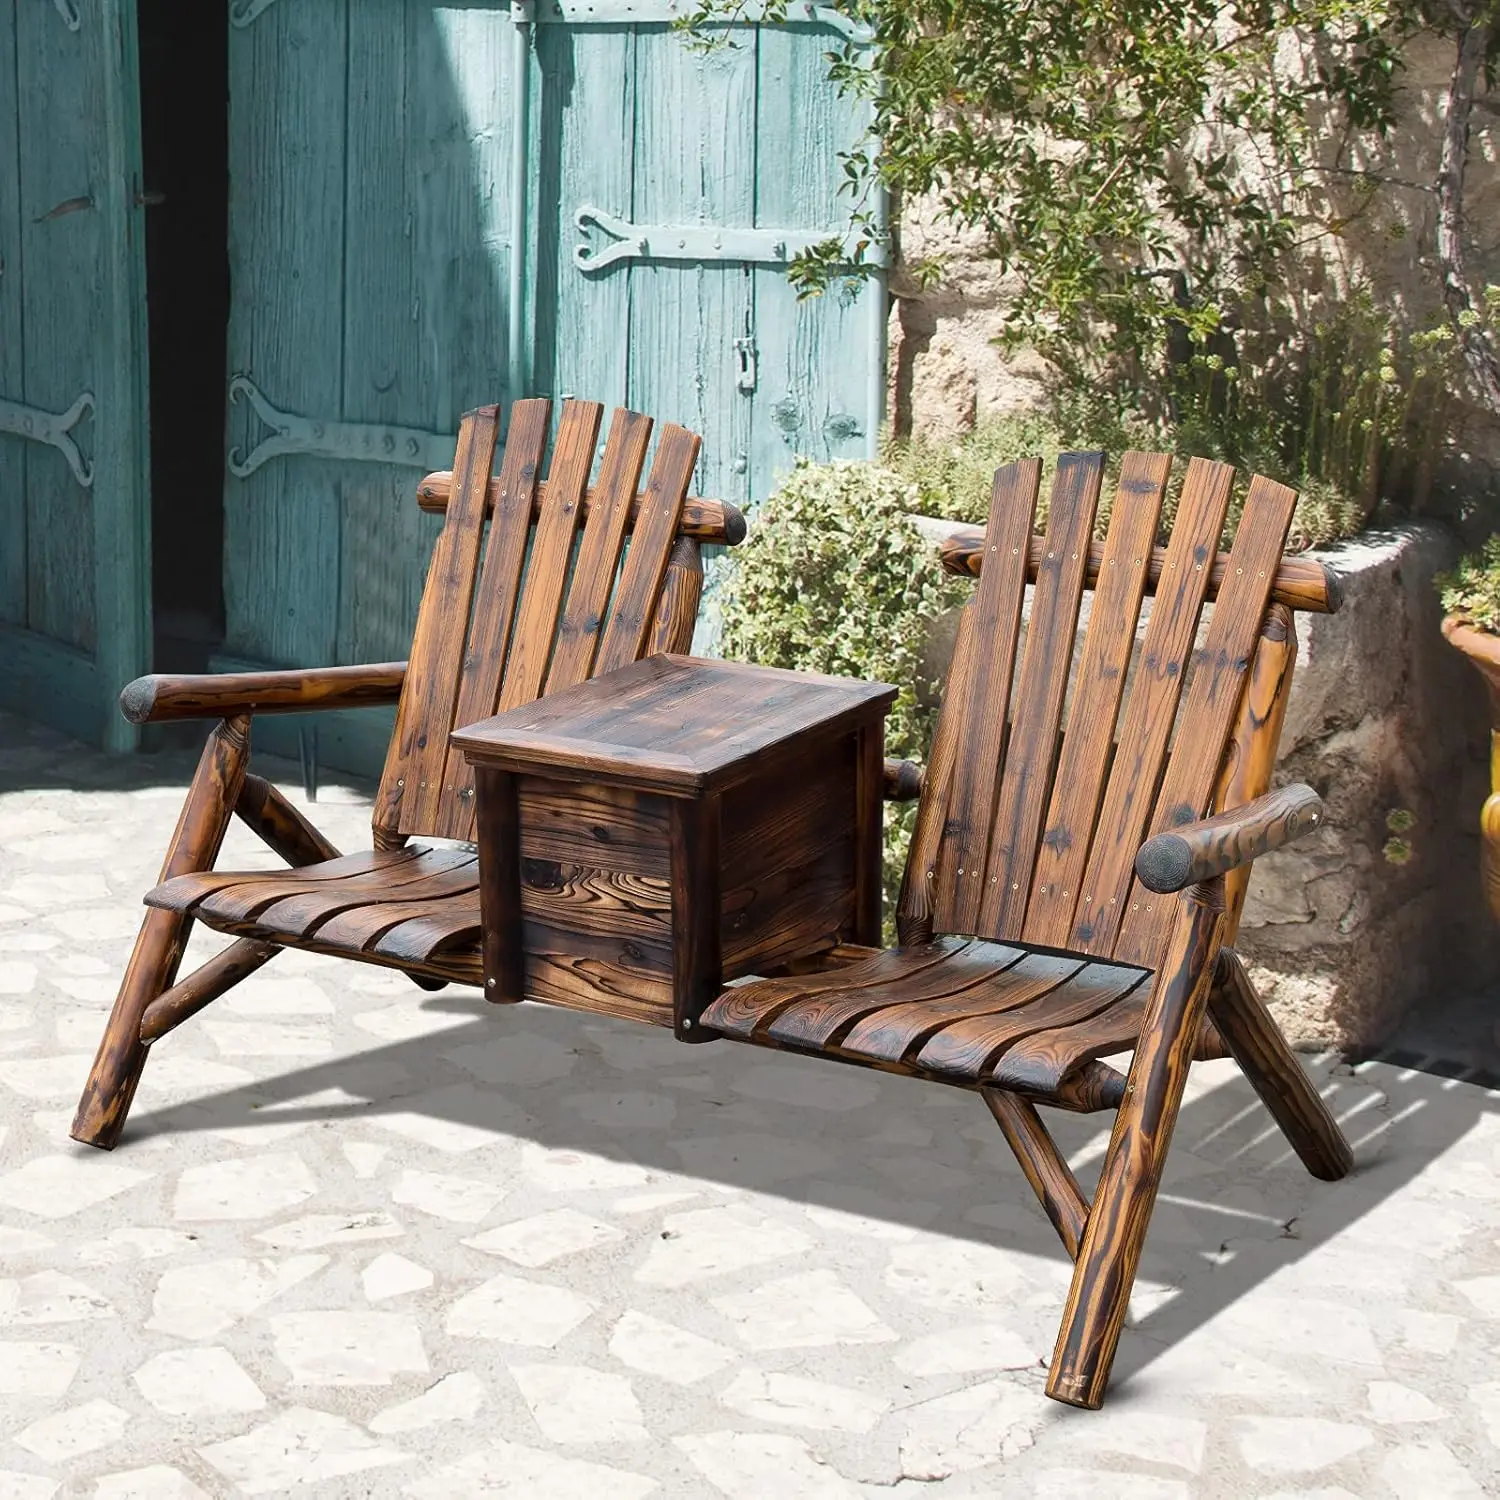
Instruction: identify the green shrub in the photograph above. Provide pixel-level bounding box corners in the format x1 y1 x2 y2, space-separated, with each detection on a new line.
718 458 967 919
1438 535 1500 635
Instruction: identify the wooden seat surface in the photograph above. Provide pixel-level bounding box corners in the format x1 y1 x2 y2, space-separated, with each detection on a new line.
703 938 1150 1108
147 849 485 983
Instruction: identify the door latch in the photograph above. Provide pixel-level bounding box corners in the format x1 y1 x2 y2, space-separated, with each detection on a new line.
733 336 758 395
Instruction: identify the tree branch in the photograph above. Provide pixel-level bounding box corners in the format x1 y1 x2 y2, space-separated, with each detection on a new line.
1437 16 1500 413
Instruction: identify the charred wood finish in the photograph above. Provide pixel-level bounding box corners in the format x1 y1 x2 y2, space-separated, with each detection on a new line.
700 448 1353 1412
71 714 253 1148
939 524 1342 614
416 469 747 546
1048 877 1226 1408
72 399 727 1149
456 656 895 1030
120 662 407 724
1133 783 1324 894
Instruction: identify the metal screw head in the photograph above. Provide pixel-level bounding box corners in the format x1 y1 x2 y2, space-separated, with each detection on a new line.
682 1018 693 1030
485 978 496 990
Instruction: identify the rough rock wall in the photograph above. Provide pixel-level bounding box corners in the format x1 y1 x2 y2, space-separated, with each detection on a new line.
886 33 1500 462
1237 526 1498 1048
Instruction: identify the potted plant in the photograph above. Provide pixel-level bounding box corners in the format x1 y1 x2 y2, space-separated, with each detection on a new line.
1439 536 1500 919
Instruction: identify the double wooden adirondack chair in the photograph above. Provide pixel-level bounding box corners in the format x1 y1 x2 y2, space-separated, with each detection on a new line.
71 397 744 1151
701 450 1356 1409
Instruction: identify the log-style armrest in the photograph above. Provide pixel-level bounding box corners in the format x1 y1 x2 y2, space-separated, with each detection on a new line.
883 758 923 802
120 663 408 725
1134 784 1324 894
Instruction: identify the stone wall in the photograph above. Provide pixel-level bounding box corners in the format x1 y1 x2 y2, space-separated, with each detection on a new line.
1237 525 1498 1049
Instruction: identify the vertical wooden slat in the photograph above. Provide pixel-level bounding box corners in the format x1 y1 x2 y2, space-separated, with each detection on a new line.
1023 453 1170 946
546 407 653 692
931 460 1042 935
671 791 723 1042
977 452 1104 938
644 535 705 658
373 405 500 836
1112 475 1298 969
593 423 700 675
853 724 885 945
475 766 525 1005
1066 459 1237 956
424 398 552 840
496 399 603 711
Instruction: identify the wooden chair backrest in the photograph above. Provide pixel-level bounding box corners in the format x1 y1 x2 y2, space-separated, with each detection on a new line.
373 397 708 845
899 450 1338 972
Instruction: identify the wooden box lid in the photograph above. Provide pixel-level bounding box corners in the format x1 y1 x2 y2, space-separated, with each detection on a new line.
451 654 897 795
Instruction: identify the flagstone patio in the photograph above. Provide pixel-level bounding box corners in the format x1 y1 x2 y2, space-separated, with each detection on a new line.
1 710 1498 1499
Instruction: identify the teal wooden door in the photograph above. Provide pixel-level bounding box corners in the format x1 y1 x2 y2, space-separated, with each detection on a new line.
220 1 881 776
0 0 151 751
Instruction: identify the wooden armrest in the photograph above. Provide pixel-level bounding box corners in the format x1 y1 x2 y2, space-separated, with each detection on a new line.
883 757 923 802
120 663 408 725
1134 784 1323 894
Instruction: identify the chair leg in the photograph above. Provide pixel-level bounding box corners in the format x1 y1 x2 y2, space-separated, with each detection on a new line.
1208 948 1353 1182
70 715 252 1150
1046 880 1225 1409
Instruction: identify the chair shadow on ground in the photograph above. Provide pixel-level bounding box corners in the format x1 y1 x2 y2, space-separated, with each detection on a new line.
120 977 1500 1403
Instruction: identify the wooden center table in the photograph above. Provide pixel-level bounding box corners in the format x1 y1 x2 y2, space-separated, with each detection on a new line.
450 654 897 1040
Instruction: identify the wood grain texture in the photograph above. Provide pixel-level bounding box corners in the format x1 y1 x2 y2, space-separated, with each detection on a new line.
1113 473 1298 968
428 397 552 839
71 715 252 1149
138 939 281 1044
121 663 407 724
547 407 655 691
375 404 501 836
594 424 700 675
932 460 1042 933
234 774 342 869
983 1089 1088 1258
1134 783 1323 893
1208 948 1354 1181
883 758 923 803
645 536 705 657
1047 878 1225 1409
671 793 723 1040
498 400 603 711
416 473 747 548
939 523 1343 613
978 452 1105 937
1067 458 1236 957
1022 453 1169 946
1214 605 1297 942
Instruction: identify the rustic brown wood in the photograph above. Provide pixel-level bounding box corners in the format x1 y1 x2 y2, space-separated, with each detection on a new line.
671 793 723 1041
375 404 503 838
1048 877 1225 1408
1215 605 1298 942
498 402 603 713
475 767 525 1005
1208 948 1353 1181
983 1089 1088 1258
235 774 341 867
939 522 1342 613
1113 473 1299 969
1067 458 1237 956
71 714 252 1149
1023 453 1170 946
978 452 1105 936
458 657 895 1030
424 398 554 839
594 425 701 675
1135 783 1323 894
853 725 885 945
646 537 706 658
417 469 747 546
883 758 923 803
120 662 407 725
550 408 656 689
933 459 1042 933
138 938 281 1044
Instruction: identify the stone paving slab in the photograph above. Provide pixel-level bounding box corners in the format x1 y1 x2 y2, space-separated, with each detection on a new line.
1 711 1499 1498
